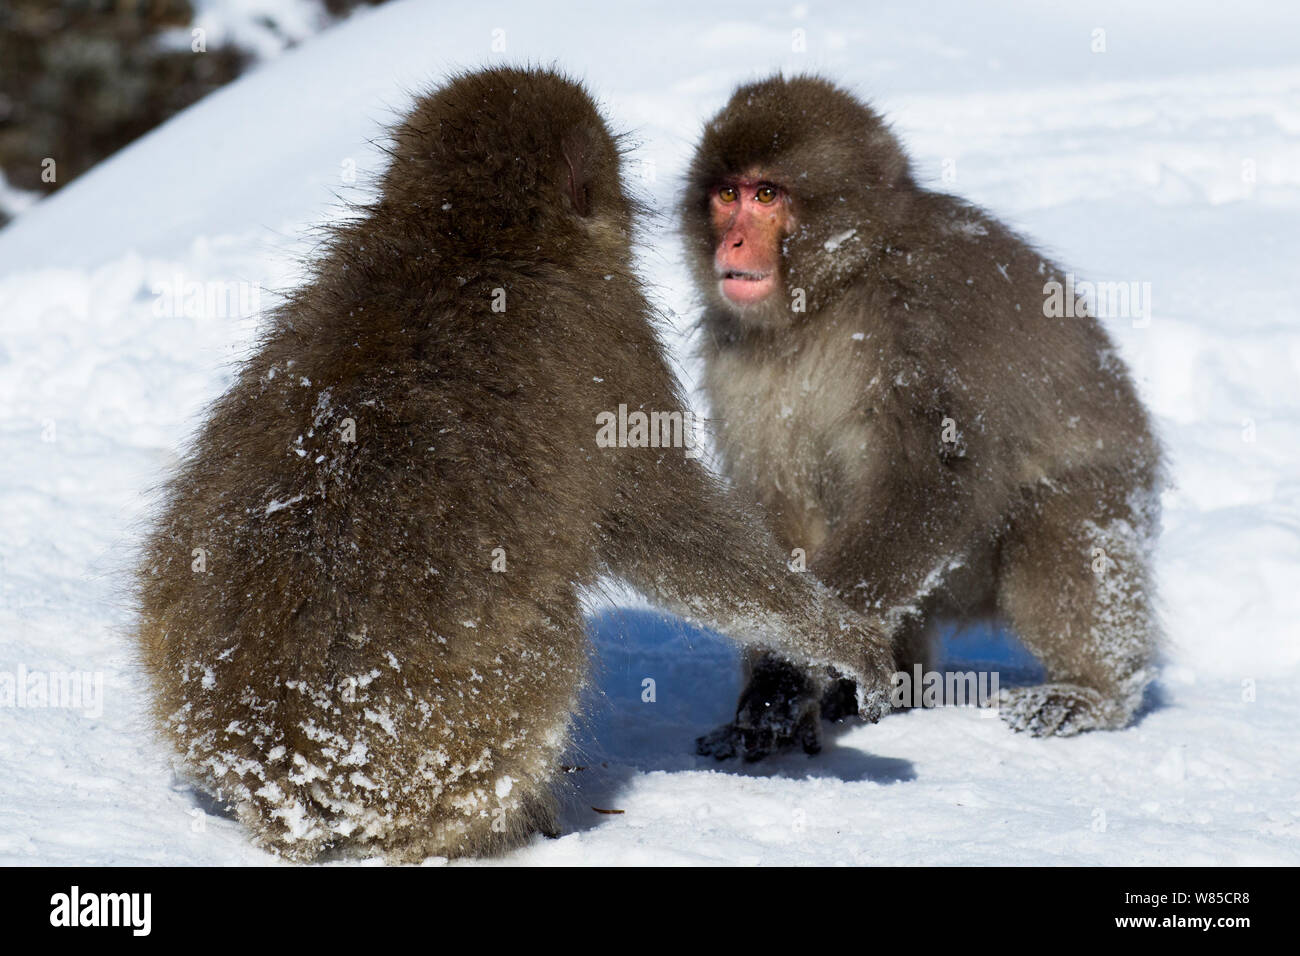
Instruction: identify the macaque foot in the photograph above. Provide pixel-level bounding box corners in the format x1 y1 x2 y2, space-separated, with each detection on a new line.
820 672 860 722
695 703 823 762
694 719 813 761
696 658 875 762
696 654 822 761
999 683 1111 737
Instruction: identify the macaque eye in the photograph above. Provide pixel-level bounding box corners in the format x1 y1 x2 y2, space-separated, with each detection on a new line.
755 186 778 204
717 186 738 203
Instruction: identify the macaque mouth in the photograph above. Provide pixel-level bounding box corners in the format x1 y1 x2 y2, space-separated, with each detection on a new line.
718 268 777 305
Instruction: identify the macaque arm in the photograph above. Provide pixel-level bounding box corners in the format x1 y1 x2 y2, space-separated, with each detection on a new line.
598 452 895 694
813 375 995 616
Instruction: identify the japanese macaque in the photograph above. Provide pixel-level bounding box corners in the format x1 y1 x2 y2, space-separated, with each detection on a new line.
135 68 894 862
684 75 1163 760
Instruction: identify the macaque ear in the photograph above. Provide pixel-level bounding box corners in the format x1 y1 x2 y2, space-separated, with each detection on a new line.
560 128 592 217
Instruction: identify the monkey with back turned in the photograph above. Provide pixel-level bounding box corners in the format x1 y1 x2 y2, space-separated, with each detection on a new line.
684 75 1163 760
135 68 895 862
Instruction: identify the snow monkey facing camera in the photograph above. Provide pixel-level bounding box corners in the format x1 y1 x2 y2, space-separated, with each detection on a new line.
685 75 1163 760
135 68 895 862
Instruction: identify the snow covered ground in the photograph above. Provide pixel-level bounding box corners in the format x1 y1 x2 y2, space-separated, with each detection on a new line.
1 0 1298 865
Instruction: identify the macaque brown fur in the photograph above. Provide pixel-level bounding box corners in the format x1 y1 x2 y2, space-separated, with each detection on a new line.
135 68 894 862
684 75 1163 758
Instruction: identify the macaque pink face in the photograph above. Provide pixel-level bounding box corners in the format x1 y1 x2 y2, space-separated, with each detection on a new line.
710 175 794 308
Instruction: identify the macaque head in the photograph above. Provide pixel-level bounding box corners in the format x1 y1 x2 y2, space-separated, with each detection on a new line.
382 68 635 264
684 74 915 329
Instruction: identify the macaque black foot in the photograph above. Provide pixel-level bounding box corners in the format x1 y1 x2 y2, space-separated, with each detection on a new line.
820 672 859 722
999 683 1110 737
695 707 822 762
695 722 742 760
695 654 829 761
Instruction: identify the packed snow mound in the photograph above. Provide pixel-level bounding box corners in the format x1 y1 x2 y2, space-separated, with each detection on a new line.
1 0 1298 864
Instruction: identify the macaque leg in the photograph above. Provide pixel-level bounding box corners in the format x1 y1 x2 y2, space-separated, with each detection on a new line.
890 612 938 674
695 480 980 758
203 601 583 862
389 610 582 860
995 475 1159 736
881 612 941 712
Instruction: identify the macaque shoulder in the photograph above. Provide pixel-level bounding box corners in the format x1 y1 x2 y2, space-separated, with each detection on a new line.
882 194 1050 327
